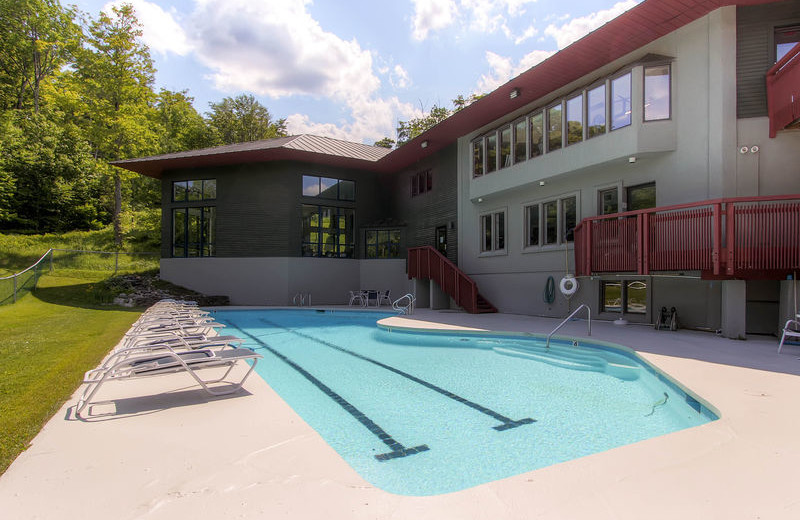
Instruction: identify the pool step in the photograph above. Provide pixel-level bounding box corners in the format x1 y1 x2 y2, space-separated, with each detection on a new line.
493 345 640 381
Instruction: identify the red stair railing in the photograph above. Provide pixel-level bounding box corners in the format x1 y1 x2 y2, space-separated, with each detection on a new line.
767 41 800 138
407 246 496 313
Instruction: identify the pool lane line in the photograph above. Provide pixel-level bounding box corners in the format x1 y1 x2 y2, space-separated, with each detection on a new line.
258 318 536 432
227 321 429 462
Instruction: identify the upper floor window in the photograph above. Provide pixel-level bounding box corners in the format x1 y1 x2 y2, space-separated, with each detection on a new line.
611 72 632 130
302 175 355 201
500 125 512 169
529 111 544 158
547 103 563 152
411 170 432 197
644 65 671 121
486 133 498 174
472 140 484 177
173 179 216 202
566 94 584 145
514 119 527 163
480 209 506 253
776 25 800 62
587 84 607 139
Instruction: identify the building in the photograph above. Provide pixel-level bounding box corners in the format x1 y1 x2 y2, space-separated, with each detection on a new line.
114 0 800 339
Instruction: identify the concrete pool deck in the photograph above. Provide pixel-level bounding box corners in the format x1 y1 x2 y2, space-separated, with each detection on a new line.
1 308 800 519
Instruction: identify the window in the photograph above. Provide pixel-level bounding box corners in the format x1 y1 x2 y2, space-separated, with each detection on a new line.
644 65 670 121
411 170 432 197
486 133 497 174
514 119 527 164
500 126 512 168
611 72 632 130
526 194 578 248
173 179 216 202
524 203 540 247
172 207 215 257
301 204 354 258
365 229 401 259
587 84 606 139
626 182 656 211
566 95 583 145
302 175 355 201
529 111 544 158
480 210 505 253
601 280 647 314
598 187 619 215
776 25 800 62
473 140 484 177
547 103 563 152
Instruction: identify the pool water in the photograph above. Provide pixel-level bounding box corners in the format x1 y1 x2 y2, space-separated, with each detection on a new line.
214 309 716 496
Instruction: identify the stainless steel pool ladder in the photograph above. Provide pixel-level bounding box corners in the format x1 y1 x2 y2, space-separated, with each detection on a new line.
392 293 416 315
546 304 591 349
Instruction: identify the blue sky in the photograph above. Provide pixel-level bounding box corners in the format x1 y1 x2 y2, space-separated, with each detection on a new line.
71 0 640 144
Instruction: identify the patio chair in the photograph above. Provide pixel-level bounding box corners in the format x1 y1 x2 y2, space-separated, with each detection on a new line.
348 290 365 306
778 317 800 353
364 290 379 307
76 346 262 417
378 290 392 306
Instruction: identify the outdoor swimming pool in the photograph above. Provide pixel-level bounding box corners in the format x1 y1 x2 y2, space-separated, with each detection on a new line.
213 309 717 496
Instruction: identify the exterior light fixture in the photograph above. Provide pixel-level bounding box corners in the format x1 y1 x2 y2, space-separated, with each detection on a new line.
477 197 484 203
539 181 546 186
628 156 637 163
421 140 429 148
510 88 520 99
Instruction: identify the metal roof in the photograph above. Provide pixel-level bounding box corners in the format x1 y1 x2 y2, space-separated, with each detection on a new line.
112 134 392 178
113 0 778 178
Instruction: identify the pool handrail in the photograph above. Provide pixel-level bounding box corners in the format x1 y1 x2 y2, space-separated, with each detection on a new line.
392 293 416 315
546 304 591 349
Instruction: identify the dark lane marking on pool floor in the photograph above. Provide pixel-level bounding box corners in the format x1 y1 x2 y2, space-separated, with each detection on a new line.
258 317 536 431
228 321 429 462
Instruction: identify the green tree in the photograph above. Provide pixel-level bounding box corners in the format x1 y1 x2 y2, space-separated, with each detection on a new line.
396 104 451 145
373 137 395 149
0 0 81 112
155 88 215 153
74 3 159 245
207 94 287 145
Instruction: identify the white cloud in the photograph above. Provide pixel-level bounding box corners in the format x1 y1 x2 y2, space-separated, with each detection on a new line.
104 0 191 57
411 0 458 41
514 23 538 45
390 65 411 89
476 49 553 93
544 0 638 49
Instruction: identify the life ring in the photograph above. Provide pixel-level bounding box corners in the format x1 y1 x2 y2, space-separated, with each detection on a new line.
559 275 579 298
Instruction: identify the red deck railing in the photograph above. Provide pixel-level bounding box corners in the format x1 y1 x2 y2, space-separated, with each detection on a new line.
574 195 800 279
767 41 800 138
407 246 496 313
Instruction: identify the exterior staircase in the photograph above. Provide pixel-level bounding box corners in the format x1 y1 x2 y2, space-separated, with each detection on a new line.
407 246 497 314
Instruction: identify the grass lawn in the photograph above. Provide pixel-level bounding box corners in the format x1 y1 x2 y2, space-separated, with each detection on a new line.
0 273 143 475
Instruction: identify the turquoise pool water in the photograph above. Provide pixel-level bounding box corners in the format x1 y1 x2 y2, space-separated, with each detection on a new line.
213 309 717 496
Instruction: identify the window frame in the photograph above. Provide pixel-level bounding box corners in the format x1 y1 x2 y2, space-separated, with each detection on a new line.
522 192 580 252
597 183 622 216
586 81 607 139
301 204 355 258
566 93 584 146
643 63 671 122
172 179 217 203
546 101 564 152
302 175 356 202
513 117 527 164
625 182 656 212
610 70 632 131
600 279 648 315
365 228 402 259
172 206 216 258
479 208 507 256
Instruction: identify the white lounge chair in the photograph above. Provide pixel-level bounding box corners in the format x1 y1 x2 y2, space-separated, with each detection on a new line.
76 346 262 417
778 317 800 353
378 290 391 306
348 290 365 306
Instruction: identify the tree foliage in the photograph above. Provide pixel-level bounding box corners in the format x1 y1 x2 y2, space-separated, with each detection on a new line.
207 94 288 145
395 94 484 146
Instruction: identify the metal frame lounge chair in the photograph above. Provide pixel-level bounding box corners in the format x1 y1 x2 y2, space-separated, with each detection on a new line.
378 290 391 306
778 317 800 353
76 346 262 417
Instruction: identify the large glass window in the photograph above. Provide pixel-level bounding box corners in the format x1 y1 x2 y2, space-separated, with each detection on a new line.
411 170 432 197
473 140 484 177
776 25 800 62
514 119 526 164
500 126 512 169
301 204 355 258
561 196 577 243
627 182 656 211
611 72 632 130
529 194 578 247
302 175 355 201
587 83 606 139
601 280 647 314
544 200 558 245
486 133 497 174
644 65 671 121
547 103 563 152
365 229 401 259
173 179 216 202
529 111 544 158
566 95 583 145
480 210 505 253
172 206 215 257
